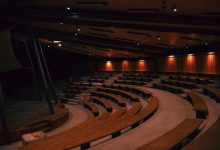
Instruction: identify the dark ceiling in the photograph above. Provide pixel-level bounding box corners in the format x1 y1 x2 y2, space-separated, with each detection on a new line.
0 0 220 58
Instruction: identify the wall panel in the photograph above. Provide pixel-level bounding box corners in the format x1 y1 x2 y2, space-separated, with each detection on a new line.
157 52 220 74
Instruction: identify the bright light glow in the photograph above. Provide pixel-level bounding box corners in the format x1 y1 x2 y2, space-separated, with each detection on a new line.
107 61 111 63
58 43 62 47
208 52 214 55
77 28 80 31
188 54 193 56
168 55 175 58
67 6 71 10
47 45 50 48
60 22 64 25
53 40 61 43
75 33 78 36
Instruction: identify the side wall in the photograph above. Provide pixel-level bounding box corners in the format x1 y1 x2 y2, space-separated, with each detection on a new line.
157 52 220 74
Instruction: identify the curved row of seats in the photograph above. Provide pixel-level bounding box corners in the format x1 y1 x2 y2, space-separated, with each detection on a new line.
96 87 140 102
119 76 152 82
203 86 220 103
102 83 209 150
20 85 159 150
115 79 145 86
169 75 212 84
153 83 184 94
123 73 159 78
103 84 152 97
161 79 197 89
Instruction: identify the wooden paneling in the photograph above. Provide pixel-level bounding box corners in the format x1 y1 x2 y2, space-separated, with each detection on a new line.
157 52 220 74
98 60 149 72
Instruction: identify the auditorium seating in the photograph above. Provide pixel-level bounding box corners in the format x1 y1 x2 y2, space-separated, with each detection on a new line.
169 75 212 84
185 91 208 119
123 72 159 79
97 87 140 102
136 119 204 150
102 84 152 97
83 102 99 117
114 79 145 86
203 86 220 103
153 83 184 94
161 79 197 89
182 116 220 150
91 96 113 112
91 91 127 107
20 87 159 150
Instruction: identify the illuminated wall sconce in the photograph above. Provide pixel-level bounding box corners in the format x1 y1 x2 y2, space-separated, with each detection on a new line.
168 55 175 58
208 52 215 55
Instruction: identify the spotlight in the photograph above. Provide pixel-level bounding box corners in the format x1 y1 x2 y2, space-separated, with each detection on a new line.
172 6 178 12
168 55 174 58
66 6 71 10
157 36 161 40
208 52 214 55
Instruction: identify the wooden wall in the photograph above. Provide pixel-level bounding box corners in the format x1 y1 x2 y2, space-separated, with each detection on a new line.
157 52 220 74
98 60 153 72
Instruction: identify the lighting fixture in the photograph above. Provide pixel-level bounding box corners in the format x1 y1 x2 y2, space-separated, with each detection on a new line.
168 55 174 58
208 52 214 55
53 40 61 43
66 6 71 10
157 36 161 40
58 43 62 47
172 6 178 12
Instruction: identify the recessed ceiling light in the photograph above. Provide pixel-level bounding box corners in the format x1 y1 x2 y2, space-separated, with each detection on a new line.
67 6 71 10
77 28 80 31
172 5 178 12
157 36 161 40
168 55 174 58
53 40 61 43
58 43 62 47
47 45 50 48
